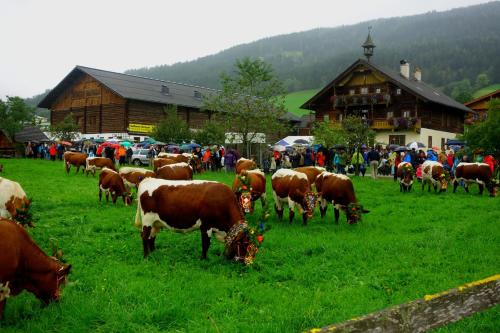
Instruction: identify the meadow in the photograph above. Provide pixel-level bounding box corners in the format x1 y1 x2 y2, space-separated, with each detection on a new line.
0 158 498 333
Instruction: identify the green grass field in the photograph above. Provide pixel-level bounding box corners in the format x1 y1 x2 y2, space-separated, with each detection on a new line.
284 89 319 117
472 83 500 99
0 158 499 332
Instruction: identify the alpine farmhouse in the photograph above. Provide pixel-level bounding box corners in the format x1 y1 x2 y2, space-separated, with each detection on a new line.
301 33 473 149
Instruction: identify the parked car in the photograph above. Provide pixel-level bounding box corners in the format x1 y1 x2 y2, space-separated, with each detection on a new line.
131 149 150 166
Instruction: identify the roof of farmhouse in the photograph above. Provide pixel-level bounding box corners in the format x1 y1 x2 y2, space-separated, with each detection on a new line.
38 65 219 109
301 58 472 113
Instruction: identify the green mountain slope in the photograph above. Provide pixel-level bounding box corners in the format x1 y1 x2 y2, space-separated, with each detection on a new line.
284 89 318 116
473 83 500 99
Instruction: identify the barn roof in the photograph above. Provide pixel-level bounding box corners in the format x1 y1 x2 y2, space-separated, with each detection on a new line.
14 125 50 143
38 65 219 109
301 59 472 113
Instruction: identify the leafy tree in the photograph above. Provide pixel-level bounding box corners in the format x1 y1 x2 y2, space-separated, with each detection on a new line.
204 57 287 157
50 114 80 141
312 121 346 147
451 79 473 103
0 96 35 140
152 105 191 143
462 98 500 160
474 73 490 91
342 116 376 150
193 120 225 146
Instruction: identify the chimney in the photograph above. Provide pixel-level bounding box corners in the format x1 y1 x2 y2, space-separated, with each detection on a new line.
414 66 422 82
400 59 410 79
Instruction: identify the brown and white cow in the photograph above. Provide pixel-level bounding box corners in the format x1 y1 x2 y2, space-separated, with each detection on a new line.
157 152 190 163
453 162 498 197
294 166 326 189
152 158 177 172
236 158 257 174
232 169 267 213
271 169 317 224
155 162 193 180
86 157 116 176
63 151 88 174
315 172 369 224
0 177 31 224
396 162 414 192
119 167 156 191
421 161 448 193
135 178 259 264
0 218 71 320
98 168 132 205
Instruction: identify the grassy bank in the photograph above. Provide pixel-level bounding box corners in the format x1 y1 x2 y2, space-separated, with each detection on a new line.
0 158 498 332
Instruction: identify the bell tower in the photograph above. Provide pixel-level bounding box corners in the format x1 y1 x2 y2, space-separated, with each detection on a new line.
362 27 376 62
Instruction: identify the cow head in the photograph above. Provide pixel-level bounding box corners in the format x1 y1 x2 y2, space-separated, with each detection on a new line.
26 260 71 304
302 191 318 218
224 222 261 265
239 192 253 214
486 179 499 197
345 203 369 224
438 171 449 192
124 191 134 206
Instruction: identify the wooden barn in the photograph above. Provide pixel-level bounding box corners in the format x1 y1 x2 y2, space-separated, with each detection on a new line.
464 89 500 123
38 66 219 141
301 33 473 148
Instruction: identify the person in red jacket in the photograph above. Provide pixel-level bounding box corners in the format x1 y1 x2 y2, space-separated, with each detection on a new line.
49 143 57 161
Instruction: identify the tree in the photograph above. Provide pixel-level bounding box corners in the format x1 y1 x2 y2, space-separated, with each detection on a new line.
193 121 225 146
0 96 35 140
342 116 376 150
312 121 346 147
462 98 500 160
474 73 490 91
151 105 191 143
204 57 287 157
50 114 80 141
451 79 473 103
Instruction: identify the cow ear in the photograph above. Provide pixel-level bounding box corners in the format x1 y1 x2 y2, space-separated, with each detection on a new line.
362 209 370 214
58 264 72 276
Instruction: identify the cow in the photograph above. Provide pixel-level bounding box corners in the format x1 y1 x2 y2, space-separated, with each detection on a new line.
232 169 267 213
63 151 87 174
453 162 498 197
156 162 193 180
0 177 31 225
119 167 156 191
315 172 369 224
236 158 257 174
153 158 177 172
135 178 260 264
271 169 317 225
157 153 190 163
421 161 448 193
294 166 326 189
0 218 71 320
396 162 414 192
98 168 132 205
86 157 116 176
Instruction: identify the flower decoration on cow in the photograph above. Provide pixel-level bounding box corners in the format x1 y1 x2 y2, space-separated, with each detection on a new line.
224 220 264 265
236 174 253 214
401 163 414 176
346 202 365 224
14 198 35 228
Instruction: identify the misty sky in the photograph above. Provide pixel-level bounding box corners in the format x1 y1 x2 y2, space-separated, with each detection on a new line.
0 0 492 99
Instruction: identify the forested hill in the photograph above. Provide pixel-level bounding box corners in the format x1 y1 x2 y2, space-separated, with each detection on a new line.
125 2 500 93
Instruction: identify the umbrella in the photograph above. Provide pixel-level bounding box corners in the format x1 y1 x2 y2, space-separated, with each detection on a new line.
387 144 399 150
94 138 105 143
406 141 425 150
394 146 408 152
273 145 286 152
120 141 132 147
293 139 310 144
60 141 72 146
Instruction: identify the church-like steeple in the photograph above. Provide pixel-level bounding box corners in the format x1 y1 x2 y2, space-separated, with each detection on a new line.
362 27 375 62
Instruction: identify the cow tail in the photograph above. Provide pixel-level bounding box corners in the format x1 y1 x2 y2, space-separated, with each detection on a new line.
134 197 142 229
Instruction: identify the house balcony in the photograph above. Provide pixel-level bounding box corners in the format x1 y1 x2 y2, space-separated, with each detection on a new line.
369 118 421 131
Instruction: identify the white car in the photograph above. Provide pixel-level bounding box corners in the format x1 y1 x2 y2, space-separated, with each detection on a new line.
131 149 151 166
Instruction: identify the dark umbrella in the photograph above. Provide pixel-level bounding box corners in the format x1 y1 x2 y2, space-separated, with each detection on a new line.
387 144 399 150
293 139 310 144
394 146 408 152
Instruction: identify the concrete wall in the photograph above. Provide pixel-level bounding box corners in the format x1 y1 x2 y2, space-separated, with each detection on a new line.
375 128 459 148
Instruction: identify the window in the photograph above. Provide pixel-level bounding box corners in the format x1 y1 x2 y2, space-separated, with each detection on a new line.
376 88 381 94
396 88 401 95
389 135 406 145
441 138 445 150
349 89 355 95
161 85 169 95
323 114 329 122
428 136 432 148
361 87 368 94
387 111 394 119
403 110 411 118
194 90 202 99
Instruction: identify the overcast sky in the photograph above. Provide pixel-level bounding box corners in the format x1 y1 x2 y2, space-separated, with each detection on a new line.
0 0 492 99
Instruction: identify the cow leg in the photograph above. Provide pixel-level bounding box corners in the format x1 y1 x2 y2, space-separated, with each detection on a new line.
453 179 458 193
400 182 403 192
320 198 328 218
478 183 484 195
334 207 340 224
141 226 152 258
149 236 156 251
302 213 308 225
288 198 296 223
464 184 469 193
408 184 412 192
200 229 210 259
99 188 102 201
273 191 283 220
112 193 118 204
105 191 109 202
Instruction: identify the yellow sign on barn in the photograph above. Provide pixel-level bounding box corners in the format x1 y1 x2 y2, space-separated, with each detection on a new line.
128 123 155 133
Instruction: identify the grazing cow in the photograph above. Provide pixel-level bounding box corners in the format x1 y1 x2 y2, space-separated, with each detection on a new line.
63 151 87 174
135 178 259 264
119 167 156 190
0 218 71 320
236 158 257 174
421 161 448 193
315 172 369 224
0 177 31 223
294 166 326 188
153 158 177 172
232 169 267 213
98 168 132 205
86 157 116 176
156 162 193 180
396 162 414 192
453 162 498 197
271 169 317 224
